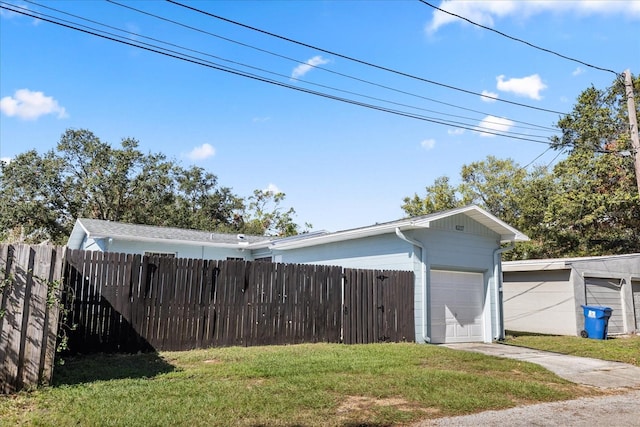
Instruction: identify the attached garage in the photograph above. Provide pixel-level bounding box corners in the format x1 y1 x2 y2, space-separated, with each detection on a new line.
503 254 640 337
430 270 485 343
271 205 530 344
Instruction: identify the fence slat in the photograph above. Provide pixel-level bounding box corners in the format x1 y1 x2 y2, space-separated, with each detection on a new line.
0 244 64 394
61 252 413 353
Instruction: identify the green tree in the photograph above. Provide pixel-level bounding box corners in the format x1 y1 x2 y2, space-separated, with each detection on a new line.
0 129 307 243
401 75 640 259
459 156 528 226
240 189 310 237
544 74 640 256
0 150 66 242
172 166 244 232
401 176 462 216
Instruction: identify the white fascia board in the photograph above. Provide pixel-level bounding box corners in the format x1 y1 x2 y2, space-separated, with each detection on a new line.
90 234 251 249
244 241 274 250
67 219 90 249
271 220 420 250
502 259 570 272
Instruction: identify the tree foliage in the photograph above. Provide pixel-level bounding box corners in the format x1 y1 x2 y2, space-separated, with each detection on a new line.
0 129 305 243
402 75 640 259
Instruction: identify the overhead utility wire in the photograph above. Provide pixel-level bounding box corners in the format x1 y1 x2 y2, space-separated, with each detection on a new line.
10 2 551 138
521 147 553 169
0 3 554 145
105 0 556 133
166 0 567 116
418 0 619 77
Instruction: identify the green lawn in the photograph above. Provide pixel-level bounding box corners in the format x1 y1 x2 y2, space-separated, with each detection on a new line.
0 343 601 426
504 332 640 367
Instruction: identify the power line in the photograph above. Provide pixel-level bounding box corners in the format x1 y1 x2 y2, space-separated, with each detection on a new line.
0 3 556 146
545 148 567 168
521 147 553 169
418 0 619 77
166 0 568 116
6 1 554 138
104 0 557 133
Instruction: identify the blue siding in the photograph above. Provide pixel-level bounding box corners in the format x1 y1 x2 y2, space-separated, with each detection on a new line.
82 238 252 260
274 226 502 343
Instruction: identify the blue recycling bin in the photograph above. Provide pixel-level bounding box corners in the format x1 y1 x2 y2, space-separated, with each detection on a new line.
580 305 612 340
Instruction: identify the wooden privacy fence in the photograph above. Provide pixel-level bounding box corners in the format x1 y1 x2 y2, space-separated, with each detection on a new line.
64 249 415 353
343 269 415 344
0 244 65 394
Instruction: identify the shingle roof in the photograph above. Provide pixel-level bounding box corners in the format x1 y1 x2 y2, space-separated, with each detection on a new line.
67 218 271 249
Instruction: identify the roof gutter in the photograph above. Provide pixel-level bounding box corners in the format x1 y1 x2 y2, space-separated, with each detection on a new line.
493 243 515 341
395 227 430 343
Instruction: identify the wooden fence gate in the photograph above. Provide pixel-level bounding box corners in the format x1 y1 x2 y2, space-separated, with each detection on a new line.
63 249 415 353
343 269 415 344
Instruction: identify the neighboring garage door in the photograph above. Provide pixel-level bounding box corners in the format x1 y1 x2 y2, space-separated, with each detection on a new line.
430 270 484 343
633 280 640 331
502 270 574 336
585 277 624 334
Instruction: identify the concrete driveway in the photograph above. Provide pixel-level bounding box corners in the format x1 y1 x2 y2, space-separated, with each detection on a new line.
412 342 640 426
440 342 640 389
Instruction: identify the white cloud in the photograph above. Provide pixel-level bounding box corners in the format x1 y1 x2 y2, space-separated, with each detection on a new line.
480 90 499 102
252 116 271 123
426 1 516 34
0 3 27 19
0 4 41 25
0 89 67 120
291 55 330 79
426 1 640 34
186 143 215 161
1 157 12 165
263 183 281 194
572 67 585 76
448 128 465 135
420 139 436 150
496 74 547 100
475 115 514 137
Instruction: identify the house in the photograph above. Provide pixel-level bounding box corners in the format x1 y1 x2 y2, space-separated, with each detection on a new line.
67 218 273 260
502 254 640 337
67 205 529 344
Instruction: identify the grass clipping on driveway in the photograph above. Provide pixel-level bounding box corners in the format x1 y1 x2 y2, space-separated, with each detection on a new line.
0 343 601 426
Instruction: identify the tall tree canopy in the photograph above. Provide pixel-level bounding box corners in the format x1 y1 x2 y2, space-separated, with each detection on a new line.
0 129 305 243
402 75 640 259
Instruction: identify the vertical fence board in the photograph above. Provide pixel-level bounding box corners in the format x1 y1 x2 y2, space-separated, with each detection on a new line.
60 252 414 354
0 244 64 394
22 246 50 388
42 247 64 384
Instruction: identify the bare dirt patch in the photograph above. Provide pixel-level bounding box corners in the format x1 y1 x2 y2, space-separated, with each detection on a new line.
336 395 439 424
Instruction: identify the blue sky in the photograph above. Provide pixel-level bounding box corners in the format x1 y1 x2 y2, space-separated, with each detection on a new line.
1 0 639 232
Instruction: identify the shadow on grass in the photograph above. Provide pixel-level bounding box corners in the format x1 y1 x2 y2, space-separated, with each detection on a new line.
51 352 177 386
504 330 563 338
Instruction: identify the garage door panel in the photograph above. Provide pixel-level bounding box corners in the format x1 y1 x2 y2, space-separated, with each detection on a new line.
431 270 484 344
585 278 624 334
633 281 640 330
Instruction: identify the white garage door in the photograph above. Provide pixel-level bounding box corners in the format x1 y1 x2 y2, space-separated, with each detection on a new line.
585 278 624 335
430 270 484 344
